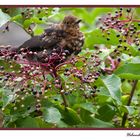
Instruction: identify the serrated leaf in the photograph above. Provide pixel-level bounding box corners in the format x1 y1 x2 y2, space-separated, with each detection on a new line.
100 74 122 104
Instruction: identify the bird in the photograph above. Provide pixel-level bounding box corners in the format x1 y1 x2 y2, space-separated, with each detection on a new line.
16 15 85 64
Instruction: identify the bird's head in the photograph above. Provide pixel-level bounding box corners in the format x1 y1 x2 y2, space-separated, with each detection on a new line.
62 15 82 30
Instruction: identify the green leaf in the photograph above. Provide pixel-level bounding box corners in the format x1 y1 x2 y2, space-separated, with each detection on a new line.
88 117 114 128
56 120 69 128
23 19 32 28
15 116 39 128
79 115 114 128
0 60 21 73
2 8 22 17
0 88 15 108
79 108 114 127
124 106 135 115
115 63 140 80
100 74 122 104
136 8 140 16
121 95 130 105
66 92 84 107
97 104 116 122
98 87 110 96
75 61 84 68
0 9 10 27
35 117 54 128
2 93 13 108
62 107 82 125
91 8 115 22
11 15 22 25
30 17 45 24
121 80 132 93
95 94 111 105
43 107 62 124
121 43 138 56
33 25 44 35
85 29 119 49
46 74 53 81
80 102 97 114
131 56 140 63
120 106 135 115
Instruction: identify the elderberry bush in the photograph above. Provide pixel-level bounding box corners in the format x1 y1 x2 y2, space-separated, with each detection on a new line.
0 7 140 128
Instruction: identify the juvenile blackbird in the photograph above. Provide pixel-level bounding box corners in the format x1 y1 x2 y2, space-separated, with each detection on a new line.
17 15 85 63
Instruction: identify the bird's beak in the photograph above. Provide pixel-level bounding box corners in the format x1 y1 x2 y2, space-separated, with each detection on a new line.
75 19 82 24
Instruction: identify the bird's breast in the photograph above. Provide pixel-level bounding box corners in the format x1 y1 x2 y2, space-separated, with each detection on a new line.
63 33 84 54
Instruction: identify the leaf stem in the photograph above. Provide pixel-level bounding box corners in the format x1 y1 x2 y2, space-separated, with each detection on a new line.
121 80 138 127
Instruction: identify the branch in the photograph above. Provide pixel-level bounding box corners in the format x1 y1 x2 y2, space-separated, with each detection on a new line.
121 80 138 127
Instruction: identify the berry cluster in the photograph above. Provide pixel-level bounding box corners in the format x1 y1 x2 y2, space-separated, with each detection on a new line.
99 8 140 55
97 8 140 74
0 44 103 111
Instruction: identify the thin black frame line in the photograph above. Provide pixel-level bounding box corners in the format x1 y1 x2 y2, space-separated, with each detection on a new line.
0 5 140 130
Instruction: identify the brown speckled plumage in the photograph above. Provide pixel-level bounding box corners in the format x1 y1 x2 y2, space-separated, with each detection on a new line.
17 15 85 63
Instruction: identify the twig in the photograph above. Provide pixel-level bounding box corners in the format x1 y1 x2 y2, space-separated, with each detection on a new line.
52 68 68 108
119 19 140 23
121 80 138 127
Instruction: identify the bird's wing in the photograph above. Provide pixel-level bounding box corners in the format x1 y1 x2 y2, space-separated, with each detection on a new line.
17 28 67 52
17 36 43 52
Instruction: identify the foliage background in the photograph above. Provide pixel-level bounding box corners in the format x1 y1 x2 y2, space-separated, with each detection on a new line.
0 7 140 128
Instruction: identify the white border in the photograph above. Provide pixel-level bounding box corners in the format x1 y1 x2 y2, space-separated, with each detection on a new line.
0 1 140 140
0 130 140 140
0 0 140 5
